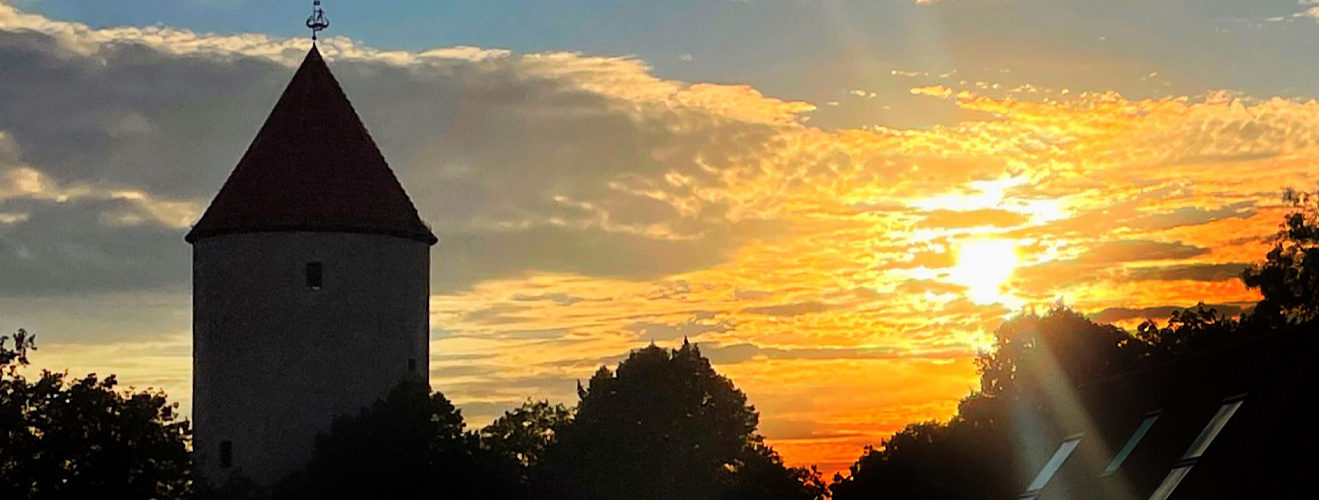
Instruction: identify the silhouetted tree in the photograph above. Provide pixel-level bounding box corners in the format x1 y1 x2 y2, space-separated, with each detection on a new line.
541 340 822 500
1134 303 1241 359
832 198 1319 498
481 399 572 468
977 307 1134 398
0 330 192 499
832 309 1139 499
831 418 1010 500
481 399 572 490
1 328 35 378
722 443 828 500
271 376 521 500
1243 189 1319 324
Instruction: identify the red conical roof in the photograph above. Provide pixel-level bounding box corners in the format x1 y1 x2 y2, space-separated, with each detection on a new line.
186 47 436 245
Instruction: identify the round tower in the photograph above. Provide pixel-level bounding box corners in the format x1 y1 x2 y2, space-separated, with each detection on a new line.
187 47 436 485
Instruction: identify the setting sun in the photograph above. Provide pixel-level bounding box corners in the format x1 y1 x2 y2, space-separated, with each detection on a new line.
950 239 1019 305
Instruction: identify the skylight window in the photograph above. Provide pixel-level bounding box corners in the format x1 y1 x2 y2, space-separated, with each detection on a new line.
1020 434 1083 499
1147 394 1246 500
1182 397 1244 460
1102 410 1161 477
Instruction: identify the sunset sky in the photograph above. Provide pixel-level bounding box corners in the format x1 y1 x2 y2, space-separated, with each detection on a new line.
3 0 1318 473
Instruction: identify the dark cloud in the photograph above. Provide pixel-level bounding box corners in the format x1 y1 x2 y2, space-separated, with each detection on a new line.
0 22 797 298
512 292 584 306
433 222 769 292
625 313 732 341
741 300 834 316
703 342 762 364
1122 203 1256 231
1076 240 1210 264
1088 304 1244 325
1007 202 1256 241
0 30 290 198
0 196 188 296
450 328 573 341
0 292 189 344
457 303 533 326
430 365 493 378
1126 263 1248 282
733 289 773 301
1014 239 1213 293
701 342 963 366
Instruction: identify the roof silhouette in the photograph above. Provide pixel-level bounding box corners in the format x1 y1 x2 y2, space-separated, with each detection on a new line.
186 46 436 245
1024 328 1316 499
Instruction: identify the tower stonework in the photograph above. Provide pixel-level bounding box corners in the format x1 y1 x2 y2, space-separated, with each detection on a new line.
188 47 436 485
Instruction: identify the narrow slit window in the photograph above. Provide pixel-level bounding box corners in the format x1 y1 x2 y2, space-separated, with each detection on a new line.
220 440 233 468
1020 434 1083 499
306 262 323 289
1147 394 1246 500
1102 410 1161 477
408 358 417 374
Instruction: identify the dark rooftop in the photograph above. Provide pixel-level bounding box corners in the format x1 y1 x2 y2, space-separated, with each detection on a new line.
186 46 436 245
1021 328 1316 499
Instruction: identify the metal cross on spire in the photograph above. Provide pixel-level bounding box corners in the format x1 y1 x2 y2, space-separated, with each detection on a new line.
306 0 330 43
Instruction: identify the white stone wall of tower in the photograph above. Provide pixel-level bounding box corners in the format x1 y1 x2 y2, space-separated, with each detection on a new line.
192 231 430 485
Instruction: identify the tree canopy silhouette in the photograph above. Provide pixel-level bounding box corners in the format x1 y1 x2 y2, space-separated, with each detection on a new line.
831 308 1134 500
480 399 572 488
0 330 192 500
976 308 1134 398
540 339 825 500
1243 188 1319 323
270 376 521 500
1134 303 1240 359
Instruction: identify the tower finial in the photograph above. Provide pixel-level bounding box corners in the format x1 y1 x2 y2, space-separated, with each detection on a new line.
306 0 330 43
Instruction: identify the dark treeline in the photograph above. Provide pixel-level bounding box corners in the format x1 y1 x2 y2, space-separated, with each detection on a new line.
0 333 827 500
5 192 1319 499
256 340 828 500
0 329 192 499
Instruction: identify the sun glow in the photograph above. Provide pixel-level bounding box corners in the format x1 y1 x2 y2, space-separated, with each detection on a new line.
949 239 1019 305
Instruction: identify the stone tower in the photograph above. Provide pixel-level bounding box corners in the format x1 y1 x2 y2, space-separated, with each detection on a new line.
187 46 436 485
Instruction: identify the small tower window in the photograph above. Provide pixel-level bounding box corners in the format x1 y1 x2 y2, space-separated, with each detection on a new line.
408 358 417 374
306 262 323 289
220 440 233 468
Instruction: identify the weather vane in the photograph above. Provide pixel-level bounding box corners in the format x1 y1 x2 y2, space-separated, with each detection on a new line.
306 0 330 43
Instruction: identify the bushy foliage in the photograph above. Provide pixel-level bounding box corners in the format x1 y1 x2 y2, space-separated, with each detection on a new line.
0 330 192 500
199 340 822 500
832 300 1282 497
540 340 824 500
1243 189 1319 323
721 443 828 500
832 308 1129 500
1135 303 1241 358
481 399 572 470
829 301 1273 499
270 376 521 500
976 308 1134 398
